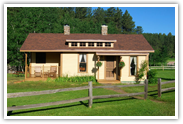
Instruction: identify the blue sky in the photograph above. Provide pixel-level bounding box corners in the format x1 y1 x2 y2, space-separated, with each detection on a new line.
92 7 175 35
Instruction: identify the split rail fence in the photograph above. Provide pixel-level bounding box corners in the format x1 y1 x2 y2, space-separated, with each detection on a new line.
7 80 148 112
158 78 175 97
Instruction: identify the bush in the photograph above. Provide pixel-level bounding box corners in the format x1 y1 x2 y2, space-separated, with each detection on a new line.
54 75 97 83
147 69 157 84
135 60 148 83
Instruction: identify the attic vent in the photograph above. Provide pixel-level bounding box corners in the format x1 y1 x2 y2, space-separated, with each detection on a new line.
64 24 70 35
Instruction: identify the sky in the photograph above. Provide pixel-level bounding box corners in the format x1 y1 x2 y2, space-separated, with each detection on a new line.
92 7 175 35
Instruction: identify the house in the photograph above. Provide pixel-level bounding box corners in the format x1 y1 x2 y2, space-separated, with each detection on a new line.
167 61 175 66
20 24 154 83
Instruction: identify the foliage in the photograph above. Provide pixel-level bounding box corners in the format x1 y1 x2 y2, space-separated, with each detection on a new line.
135 60 148 83
119 61 125 68
96 61 102 67
54 75 97 83
121 10 135 34
147 69 157 84
143 33 175 66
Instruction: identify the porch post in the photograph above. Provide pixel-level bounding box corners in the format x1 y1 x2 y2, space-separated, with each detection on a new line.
120 56 122 79
97 56 100 80
60 53 62 77
146 54 149 79
25 53 27 80
42 65 44 78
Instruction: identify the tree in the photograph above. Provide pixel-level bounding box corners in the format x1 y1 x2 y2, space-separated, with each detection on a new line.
93 7 106 23
75 7 92 20
135 26 143 34
121 10 135 34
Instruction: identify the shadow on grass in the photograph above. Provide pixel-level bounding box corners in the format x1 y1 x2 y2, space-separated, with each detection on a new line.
156 77 175 81
7 97 136 116
147 90 175 98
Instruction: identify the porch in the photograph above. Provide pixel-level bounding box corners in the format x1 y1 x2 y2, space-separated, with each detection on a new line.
24 65 60 81
98 80 121 84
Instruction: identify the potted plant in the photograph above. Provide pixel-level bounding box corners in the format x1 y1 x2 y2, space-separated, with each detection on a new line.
80 66 85 71
119 60 125 68
96 61 102 67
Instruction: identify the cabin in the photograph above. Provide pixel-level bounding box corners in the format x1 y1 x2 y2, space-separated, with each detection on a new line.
20 24 154 83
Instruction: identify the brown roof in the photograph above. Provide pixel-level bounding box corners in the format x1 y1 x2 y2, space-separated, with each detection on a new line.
20 33 154 52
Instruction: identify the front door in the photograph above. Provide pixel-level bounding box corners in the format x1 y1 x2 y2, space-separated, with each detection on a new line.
106 56 116 80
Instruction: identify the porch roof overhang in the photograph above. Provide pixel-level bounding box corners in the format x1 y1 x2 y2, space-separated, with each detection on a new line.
96 52 151 56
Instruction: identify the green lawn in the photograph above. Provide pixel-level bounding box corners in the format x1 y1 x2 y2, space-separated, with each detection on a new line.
155 69 175 82
7 69 175 116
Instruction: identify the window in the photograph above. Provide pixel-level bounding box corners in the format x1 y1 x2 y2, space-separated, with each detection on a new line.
97 42 103 47
105 42 111 47
36 52 46 63
88 42 94 47
79 54 87 72
71 42 77 46
130 56 137 76
80 42 86 47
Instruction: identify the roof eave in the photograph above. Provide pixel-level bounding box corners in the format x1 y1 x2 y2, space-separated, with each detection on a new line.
20 49 154 53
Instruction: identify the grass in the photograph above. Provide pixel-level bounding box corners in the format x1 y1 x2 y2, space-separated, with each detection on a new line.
7 69 175 116
155 69 175 82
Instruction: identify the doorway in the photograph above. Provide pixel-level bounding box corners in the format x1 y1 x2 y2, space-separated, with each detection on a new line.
105 56 116 80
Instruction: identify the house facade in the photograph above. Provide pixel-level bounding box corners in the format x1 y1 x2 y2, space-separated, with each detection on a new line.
20 25 154 83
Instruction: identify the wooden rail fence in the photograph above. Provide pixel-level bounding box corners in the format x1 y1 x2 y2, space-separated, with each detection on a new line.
158 78 175 97
149 66 175 70
7 80 148 112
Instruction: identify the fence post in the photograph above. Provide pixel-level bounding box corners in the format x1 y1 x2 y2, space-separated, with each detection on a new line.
158 78 161 97
144 79 148 100
88 81 93 108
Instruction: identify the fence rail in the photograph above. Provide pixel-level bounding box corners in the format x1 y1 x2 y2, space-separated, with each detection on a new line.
7 80 148 112
7 86 89 98
149 66 175 70
158 78 175 97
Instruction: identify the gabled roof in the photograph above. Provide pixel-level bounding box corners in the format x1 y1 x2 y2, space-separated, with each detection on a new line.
20 33 154 52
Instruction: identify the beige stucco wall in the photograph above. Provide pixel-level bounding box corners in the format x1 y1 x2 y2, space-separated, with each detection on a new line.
62 53 99 77
62 53 78 77
120 55 147 83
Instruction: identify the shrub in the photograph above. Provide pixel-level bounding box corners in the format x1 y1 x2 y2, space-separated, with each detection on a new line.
135 60 148 83
147 69 157 84
54 75 97 83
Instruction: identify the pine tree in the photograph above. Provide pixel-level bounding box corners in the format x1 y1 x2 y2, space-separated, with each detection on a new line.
121 10 135 34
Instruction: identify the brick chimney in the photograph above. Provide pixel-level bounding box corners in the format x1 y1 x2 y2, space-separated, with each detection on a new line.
64 24 70 35
101 24 108 35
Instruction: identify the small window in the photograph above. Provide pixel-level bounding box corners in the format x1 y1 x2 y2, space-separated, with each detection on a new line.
97 42 103 47
105 42 111 47
79 54 87 72
130 56 137 76
71 42 77 46
88 42 94 47
80 42 86 47
36 52 46 63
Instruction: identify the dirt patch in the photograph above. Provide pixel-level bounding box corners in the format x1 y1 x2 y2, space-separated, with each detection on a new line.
14 80 24 84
